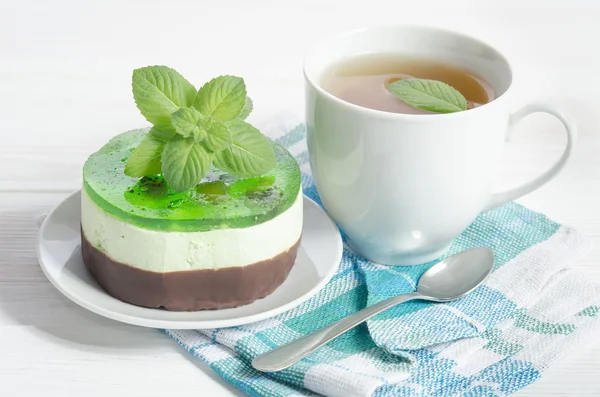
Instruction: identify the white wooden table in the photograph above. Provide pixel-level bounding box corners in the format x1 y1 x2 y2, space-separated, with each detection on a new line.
1 1 599 395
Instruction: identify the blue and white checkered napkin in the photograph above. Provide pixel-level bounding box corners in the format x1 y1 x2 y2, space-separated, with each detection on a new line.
167 115 600 397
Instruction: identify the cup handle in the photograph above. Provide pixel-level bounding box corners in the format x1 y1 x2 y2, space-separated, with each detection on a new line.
482 102 577 212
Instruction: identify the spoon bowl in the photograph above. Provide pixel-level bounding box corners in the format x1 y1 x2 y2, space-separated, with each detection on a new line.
417 247 495 301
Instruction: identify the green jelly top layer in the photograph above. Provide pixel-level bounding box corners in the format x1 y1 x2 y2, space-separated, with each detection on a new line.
83 128 301 232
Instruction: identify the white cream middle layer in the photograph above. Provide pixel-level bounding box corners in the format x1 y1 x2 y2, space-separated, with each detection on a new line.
81 188 303 272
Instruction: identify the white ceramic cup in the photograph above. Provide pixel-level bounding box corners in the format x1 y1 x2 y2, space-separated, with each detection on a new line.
304 25 576 266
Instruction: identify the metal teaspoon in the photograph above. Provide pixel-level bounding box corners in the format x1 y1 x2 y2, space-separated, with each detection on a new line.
252 247 494 372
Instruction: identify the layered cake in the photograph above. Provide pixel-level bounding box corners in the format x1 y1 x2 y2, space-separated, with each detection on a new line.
82 67 303 310
82 128 302 311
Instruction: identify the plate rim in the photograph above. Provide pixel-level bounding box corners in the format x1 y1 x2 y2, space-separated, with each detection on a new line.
37 189 342 329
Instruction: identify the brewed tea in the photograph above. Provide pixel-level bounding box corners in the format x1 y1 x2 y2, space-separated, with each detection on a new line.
322 54 493 114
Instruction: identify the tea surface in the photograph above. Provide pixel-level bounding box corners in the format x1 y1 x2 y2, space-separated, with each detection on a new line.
322 54 494 114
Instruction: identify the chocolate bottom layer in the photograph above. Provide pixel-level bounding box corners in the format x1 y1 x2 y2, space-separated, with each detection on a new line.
81 231 300 311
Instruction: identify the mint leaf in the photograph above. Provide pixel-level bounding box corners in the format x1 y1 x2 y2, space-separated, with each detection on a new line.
213 119 275 178
161 136 213 192
170 107 210 141
205 122 232 151
132 66 196 131
124 128 171 177
387 79 467 113
237 96 253 120
151 129 177 141
194 76 246 122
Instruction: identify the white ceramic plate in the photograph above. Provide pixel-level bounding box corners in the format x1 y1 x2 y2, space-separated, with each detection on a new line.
37 190 342 329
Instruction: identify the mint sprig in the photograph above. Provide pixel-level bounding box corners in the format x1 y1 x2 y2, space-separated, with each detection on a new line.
132 66 197 131
124 127 170 178
194 75 247 122
387 79 467 113
170 107 210 141
214 119 276 178
126 66 275 192
205 121 232 151
161 136 213 192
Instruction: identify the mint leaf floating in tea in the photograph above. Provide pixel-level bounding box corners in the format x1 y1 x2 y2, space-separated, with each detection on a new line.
161 135 214 192
170 107 210 141
387 79 468 114
132 66 197 131
194 75 247 122
125 66 275 192
214 119 276 178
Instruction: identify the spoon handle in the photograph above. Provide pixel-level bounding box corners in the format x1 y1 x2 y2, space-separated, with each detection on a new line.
252 292 424 372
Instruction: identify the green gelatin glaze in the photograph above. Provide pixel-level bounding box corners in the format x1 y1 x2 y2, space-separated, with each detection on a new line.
83 128 301 232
